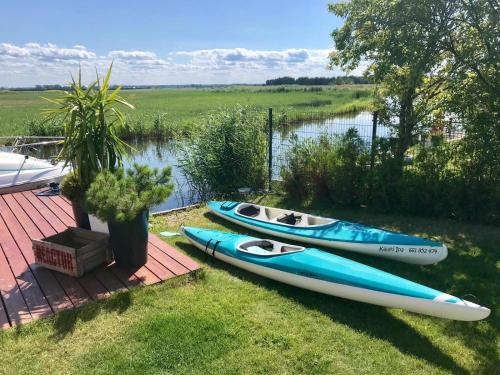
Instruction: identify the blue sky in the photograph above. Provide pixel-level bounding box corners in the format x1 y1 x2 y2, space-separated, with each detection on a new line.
0 1 351 86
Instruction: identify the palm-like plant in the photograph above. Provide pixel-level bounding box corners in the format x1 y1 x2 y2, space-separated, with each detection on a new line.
42 63 134 192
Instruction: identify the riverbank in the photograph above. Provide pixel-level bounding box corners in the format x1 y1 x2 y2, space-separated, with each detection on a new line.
0 85 373 137
1 195 497 374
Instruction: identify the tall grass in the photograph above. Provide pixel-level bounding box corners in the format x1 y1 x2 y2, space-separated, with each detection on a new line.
179 106 268 199
281 129 369 205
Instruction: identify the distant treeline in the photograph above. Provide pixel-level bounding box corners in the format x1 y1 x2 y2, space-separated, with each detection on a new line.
265 76 370 86
0 83 260 91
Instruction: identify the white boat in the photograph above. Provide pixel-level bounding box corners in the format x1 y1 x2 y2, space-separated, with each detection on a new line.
0 151 69 194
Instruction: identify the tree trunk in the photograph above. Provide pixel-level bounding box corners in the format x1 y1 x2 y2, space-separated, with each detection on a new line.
395 90 416 173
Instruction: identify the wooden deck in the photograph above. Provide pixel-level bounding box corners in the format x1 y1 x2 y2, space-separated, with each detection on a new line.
0 189 199 329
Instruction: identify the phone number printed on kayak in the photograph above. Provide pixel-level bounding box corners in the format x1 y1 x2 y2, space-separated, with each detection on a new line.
378 246 439 255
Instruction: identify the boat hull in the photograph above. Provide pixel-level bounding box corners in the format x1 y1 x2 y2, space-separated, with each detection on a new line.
0 152 69 194
182 227 490 321
208 201 447 265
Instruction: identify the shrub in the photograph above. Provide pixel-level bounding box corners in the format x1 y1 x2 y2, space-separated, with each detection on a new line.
60 171 86 201
370 137 499 224
281 128 368 206
179 106 268 198
85 164 173 222
26 117 63 136
326 129 369 205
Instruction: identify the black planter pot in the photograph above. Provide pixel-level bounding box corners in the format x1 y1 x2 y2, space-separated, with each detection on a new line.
108 209 149 267
71 199 91 230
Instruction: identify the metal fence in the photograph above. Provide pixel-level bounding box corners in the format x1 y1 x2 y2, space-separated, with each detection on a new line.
266 108 465 184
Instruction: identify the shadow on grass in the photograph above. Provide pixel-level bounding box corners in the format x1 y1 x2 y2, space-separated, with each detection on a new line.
177 208 499 374
49 290 133 341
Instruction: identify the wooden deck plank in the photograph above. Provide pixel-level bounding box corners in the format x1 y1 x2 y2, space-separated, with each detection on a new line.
49 195 74 218
0 295 10 329
6 192 91 306
130 264 162 285
148 234 200 271
0 243 31 325
7 194 88 311
147 243 190 276
44 195 74 218
0 189 199 329
93 267 128 294
0 196 73 312
144 256 176 281
107 263 144 288
34 194 75 228
12 193 63 237
51 273 91 307
78 274 110 300
4 194 46 239
0 208 52 319
31 267 73 312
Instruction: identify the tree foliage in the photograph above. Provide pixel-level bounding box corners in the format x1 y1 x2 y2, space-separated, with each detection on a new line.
330 0 457 167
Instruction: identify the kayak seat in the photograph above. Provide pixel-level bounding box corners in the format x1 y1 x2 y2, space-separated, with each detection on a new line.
238 204 260 217
277 213 303 225
238 240 304 256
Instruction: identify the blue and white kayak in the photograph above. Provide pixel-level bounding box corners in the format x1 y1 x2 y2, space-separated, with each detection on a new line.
208 201 448 265
181 227 490 321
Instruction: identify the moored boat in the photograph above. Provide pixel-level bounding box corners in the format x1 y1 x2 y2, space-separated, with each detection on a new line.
208 201 448 265
0 151 69 194
181 226 490 321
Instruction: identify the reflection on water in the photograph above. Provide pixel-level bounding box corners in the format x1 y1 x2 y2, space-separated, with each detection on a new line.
125 139 198 212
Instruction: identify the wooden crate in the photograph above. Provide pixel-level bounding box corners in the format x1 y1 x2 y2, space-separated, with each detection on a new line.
32 227 112 277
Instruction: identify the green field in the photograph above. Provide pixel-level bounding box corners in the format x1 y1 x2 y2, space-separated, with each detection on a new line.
0 85 373 137
1 195 497 374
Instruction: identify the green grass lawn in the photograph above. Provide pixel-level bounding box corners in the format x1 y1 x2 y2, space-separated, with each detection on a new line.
1 195 497 374
0 85 373 137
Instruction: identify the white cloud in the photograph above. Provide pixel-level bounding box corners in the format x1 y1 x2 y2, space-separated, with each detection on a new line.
0 42 361 87
109 50 157 60
0 42 96 60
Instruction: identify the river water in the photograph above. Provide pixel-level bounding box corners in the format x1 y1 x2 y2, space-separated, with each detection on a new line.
2 111 391 212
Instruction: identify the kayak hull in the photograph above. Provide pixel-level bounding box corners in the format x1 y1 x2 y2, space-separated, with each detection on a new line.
182 227 490 321
208 201 448 265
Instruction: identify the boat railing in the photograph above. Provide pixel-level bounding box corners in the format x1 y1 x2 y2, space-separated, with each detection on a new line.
0 135 63 153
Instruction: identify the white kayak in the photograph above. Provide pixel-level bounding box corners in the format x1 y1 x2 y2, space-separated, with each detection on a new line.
182 227 490 321
208 201 448 265
0 151 69 194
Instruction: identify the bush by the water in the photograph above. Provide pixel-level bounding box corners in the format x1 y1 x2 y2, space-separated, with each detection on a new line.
179 106 268 198
281 132 499 224
281 129 369 206
370 137 499 224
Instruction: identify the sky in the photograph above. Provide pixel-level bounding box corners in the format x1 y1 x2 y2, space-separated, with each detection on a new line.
0 0 353 87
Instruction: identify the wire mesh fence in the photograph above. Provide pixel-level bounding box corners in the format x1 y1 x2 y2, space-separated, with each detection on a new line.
268 110 379 181
266 108 466 182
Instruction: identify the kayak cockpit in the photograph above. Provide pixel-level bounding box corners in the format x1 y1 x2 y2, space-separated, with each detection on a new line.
237 239 305 257
236 203 336 228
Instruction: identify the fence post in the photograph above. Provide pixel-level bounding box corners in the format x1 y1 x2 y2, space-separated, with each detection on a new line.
368 111 378 200
268 107 273 190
